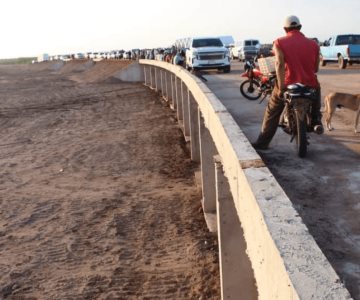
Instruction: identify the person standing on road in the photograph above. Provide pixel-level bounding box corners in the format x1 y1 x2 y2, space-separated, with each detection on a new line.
252 15 323 150
173 50 185 66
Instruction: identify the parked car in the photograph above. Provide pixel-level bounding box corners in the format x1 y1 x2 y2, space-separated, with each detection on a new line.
89 52 98 60
320 34 360 69
109 51 118 59
231 40 260 60
96 52 106 59
117 50 124 59
37 53 49 62
184 36 231 73
258 44 273 58
74 53 85 59
60 54 72 61
236 39 260 61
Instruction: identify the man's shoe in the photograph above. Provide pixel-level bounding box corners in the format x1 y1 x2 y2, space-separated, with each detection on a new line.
251 142 269 150
311 118 324 135
313 124 324 134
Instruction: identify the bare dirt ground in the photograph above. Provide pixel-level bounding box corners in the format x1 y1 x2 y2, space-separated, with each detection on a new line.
0 61 220 299
204 62 360 299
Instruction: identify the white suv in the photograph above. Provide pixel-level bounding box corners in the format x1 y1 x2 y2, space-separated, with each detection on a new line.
185 37 231 73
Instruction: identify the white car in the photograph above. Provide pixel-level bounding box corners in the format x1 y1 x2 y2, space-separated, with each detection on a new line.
60 54 72 61
74 53 85 59
185 37 231 73
109 51 120 59
97 52 106 59
89 52 98 60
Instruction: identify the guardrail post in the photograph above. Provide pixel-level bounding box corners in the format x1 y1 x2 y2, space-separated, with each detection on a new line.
177 80 184 122
153 67 157 89
171 74 176 110
182 87 191 139
155 67 160 92
160 70 164 96
164 71 169 100
167 71 172 103
148 66 154 88
215 156 257 300
189 94 200 163
143 65 147 86
174 76 179 111
199 111 218 215
144 65 149 87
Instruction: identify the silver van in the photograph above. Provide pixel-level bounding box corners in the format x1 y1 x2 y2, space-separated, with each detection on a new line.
237 39 260 61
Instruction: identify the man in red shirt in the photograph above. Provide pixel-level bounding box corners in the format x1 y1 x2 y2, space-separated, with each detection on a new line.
252 15 323 150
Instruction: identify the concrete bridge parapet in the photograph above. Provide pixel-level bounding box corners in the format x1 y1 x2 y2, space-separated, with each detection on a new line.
117 60 352 300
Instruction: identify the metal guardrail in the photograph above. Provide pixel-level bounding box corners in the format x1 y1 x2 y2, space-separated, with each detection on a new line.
138 59 352 300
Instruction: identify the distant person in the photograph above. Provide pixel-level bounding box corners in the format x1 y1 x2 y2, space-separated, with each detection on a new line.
173 50 185 66
158 49 165 61
252 15 323 150
164 52 172 63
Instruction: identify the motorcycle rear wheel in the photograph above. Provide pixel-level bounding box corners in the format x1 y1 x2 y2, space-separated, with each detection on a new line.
240 80 262 100
295 110 307 158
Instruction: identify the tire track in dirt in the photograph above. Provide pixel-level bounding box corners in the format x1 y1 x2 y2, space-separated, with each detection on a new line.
0 62 220 299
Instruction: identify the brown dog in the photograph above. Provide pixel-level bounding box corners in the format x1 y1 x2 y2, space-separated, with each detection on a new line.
324 92 360 133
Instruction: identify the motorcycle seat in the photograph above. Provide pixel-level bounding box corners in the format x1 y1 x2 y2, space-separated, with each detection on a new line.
286 83 312 97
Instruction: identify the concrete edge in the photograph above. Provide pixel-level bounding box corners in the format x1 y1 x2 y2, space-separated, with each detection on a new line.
138 59 352 299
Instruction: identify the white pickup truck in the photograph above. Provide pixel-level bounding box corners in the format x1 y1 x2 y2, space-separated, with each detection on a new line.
184 37 231 73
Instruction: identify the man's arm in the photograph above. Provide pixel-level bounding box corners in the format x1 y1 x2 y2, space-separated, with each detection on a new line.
274 44 286 92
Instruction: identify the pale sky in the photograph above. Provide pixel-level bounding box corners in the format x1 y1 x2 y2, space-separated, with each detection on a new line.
0 0 359 58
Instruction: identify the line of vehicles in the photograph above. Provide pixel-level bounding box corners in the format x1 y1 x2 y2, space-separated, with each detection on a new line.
36 34 360 72
36 50 140 63
178 33 360 73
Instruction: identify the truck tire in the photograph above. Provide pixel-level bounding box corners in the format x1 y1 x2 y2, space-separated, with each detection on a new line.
319 55 326 67
338 55 347 69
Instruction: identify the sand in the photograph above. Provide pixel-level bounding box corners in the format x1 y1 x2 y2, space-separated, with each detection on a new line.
0 61 220 299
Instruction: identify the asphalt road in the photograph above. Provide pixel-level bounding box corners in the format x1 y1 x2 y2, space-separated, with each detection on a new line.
202 61 360 299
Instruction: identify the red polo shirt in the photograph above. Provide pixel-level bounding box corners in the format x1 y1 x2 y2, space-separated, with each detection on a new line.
274 31 319 88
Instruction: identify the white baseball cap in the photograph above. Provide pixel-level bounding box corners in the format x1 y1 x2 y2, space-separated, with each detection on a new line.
284 15 301 28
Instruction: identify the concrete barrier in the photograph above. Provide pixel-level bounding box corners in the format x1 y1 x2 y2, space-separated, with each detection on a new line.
113 62 144 82
121 60 353 300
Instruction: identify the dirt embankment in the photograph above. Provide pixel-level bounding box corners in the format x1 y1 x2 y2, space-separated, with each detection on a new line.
0 61 220 299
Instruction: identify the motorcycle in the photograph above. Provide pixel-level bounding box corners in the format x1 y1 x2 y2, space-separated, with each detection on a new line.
240 59 276 102
280 83 322 158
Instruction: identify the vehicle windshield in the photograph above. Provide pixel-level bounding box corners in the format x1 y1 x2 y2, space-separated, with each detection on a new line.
336 35 360 45
244 40 259 46
192 38 223 48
